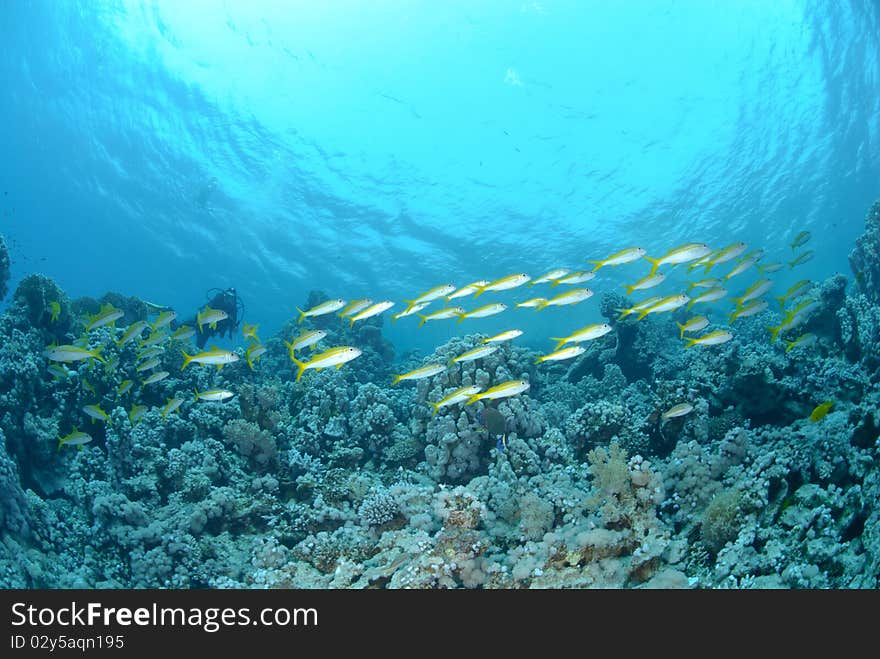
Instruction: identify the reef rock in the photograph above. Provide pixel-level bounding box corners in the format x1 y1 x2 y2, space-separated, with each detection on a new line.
0 234 9 302
849 198 880 305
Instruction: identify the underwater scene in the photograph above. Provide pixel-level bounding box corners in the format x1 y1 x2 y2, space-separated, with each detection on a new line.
1 2 880 589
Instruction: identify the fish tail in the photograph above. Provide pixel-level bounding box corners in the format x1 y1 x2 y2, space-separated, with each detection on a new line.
292 357 307 383
90 345 106 364
417 315 427 328
533 356 544 365
676 323 685 339
456 314 465 324
550 337 567 351
431 402 441 417
296 307 306 325
685 300 695 311
588 260 604 272
246 354 254 370
622 284 635 296
549 280 561 288
57 437 63 452
193 388 201 403
683 337 698 349
767 325 781 343
635 309 650 321
391 374 403 386
788 260 795 269
535 300 549 311
349 317 356 329
180 350 192 370
784 340 796 353
775 295 786 310
473 287 486 298
642 255 661 275
727 312 737 324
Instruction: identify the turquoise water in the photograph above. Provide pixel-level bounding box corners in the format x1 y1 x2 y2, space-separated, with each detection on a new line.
2 1 878 355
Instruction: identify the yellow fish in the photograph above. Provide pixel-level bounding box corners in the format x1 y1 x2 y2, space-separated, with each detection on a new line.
391 363 446 385
338 299 373 318
474 274 531 297
417 306 465 328
623 273 666 296
140 329 169 348
151 310 177 330
242 323 260 343
116 380 134 396
84 303 124 332
136 356 161 372
616 296 663 319
535 345 586 364
142 370 170 386
450 345 498 365
43 344 105 364
516 298 548 309
724 255 761 280
57 428 92 451
246 343 267 370
116 320 149 347
392 302 429 322
684 330 733 348
285 329 327 356
171 325 196 341
790 231 811 250
536 288 593 309
457 303 507 322
636 294 690 320
128 404 148 425
728 299 768 323
775 280 811 310
643 243 713 275
687 278 723 291
482 329 523 344
447 281 490 301
789 250 814 269
196 306 228 333
809 400 834 422
161 397 184 421
290 346 362 382
349 301 395 327
466 380 530 404
296 299 346 325
550 323 612 351
662 403 694 419
785 333 816 353
403 284 456 311
686 287 726 311
588 247 646 272
702 242 747 273
550 271 595 287
180 347 240 370
49 301 61 322
83 404 111 424
430 385 483 417
758 262 784 275
731 279 773 308
193 389 235 403
676 316 709 339
530 268 570 285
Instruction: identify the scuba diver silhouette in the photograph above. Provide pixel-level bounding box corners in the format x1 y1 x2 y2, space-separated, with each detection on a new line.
182 287 244 348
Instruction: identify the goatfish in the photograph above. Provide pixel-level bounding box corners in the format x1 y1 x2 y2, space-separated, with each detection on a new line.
193 389 235 403
550 323 613 351
116 320 149 347
128 404 148 426
785 333 816 353
349 299 395 325
482 329 523 344
161 397 184 421
662 403 694 420
447 281 490 301
430 385 483 417
135 357 160 372
676 316 710 339
550 271 595 287
466 380 530 404
623 273 666 296
57 428 92 451
151 310 177 330
791 231 812 250
767 313 808 343
349 301 395 327
391 363 447 385
50 301 61 322
616 296 663 319
725 255 761 280
83 404 111 424
290 346 362 382
297 298 346 325
136 346 164 361
731 279 773 307
196 306 228 332
684 330 733 348
776 280 811 309
85 303 124 332
535 345 586 364
686 287 726 311
450 345 498 365
48 364 71 379
787 297 819 319
588 247 646 272
417 306 465 328
116 380 134 396
103 357 119 374
516 298 548 309
242 323 260 343
457 303 507 322
789 250 814 269
44 344 105 364
530 268 570 285
285 329 327 356
171 325 196 341
728 299 768 323
636 294 690 320
403 284 456 311
643 243 713 275
246 344 267 370
536 288 593 309
338 299 373 318
687 278 723 291
758 262 784 275
809 400 834 422
140 329 168 348
142 370 170 386
703 242 747 273
180 347 240 370
392 302 429 322
474 273 531 297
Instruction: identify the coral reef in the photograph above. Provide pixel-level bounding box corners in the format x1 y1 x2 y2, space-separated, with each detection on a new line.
849 198 880 305
0 234 9 302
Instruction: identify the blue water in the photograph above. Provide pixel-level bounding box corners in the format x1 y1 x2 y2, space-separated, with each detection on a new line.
1 0 879 356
